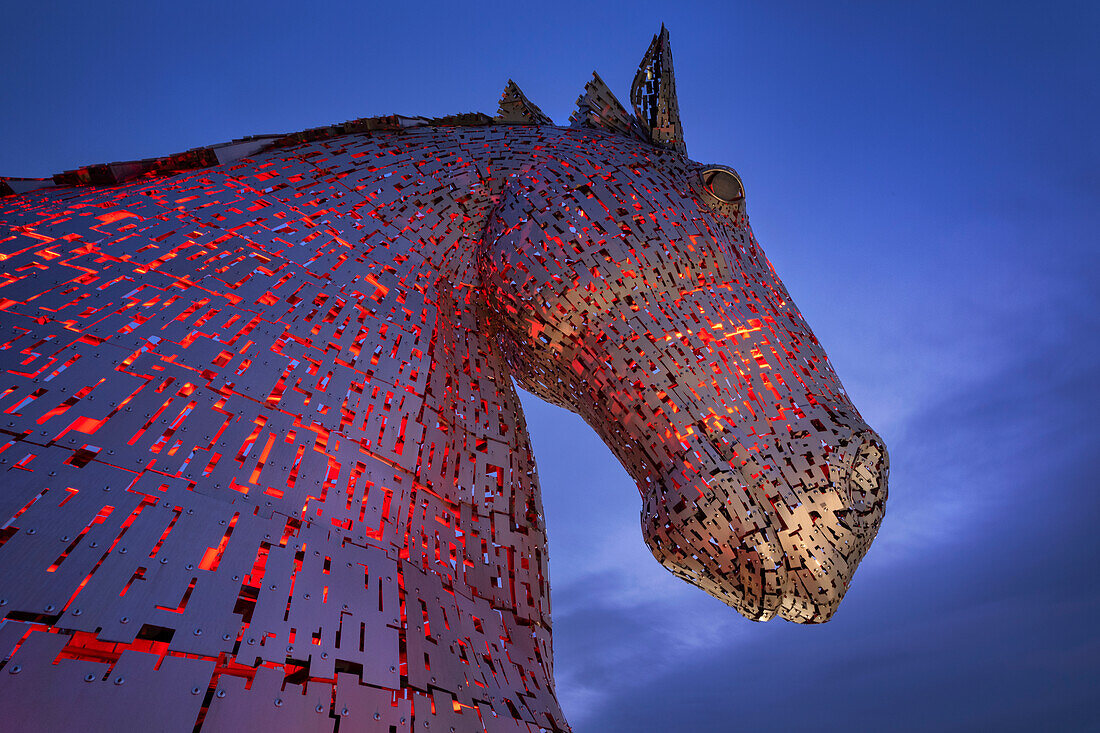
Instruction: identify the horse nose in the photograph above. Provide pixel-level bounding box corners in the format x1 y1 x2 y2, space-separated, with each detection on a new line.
846 433 889 529
774 431 888 623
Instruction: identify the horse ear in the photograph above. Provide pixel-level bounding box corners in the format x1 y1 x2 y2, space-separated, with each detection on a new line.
495 80 554 125
631 24 687 155
569 72 645 139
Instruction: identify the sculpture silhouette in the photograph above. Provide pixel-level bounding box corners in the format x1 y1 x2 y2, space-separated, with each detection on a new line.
0 27 887 732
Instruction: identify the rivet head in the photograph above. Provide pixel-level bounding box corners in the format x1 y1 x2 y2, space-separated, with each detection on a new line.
191 687 201 695
341 708 349 716
389 666 396 672
84 673 96 682
374 712 381 720
73 608 82 616
194 628 202 636
274 698 283 707
9 665 21 674
44 604 55 612
316 704 324 713
120 616 129 624
113 676 124 685
216 690 227 698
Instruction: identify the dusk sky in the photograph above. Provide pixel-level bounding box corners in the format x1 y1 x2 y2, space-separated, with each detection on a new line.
2 1 1097 730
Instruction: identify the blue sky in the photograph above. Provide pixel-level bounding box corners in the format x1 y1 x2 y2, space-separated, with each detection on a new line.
2 1 1097 730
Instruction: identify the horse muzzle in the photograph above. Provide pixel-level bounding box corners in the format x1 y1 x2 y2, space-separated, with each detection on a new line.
641 431 889 624
773 432 889 623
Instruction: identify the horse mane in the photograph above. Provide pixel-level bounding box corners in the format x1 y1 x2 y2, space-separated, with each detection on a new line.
0 110 527 198
0 60 682 199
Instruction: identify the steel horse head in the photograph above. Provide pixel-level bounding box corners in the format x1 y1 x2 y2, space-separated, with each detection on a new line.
0 26 886 732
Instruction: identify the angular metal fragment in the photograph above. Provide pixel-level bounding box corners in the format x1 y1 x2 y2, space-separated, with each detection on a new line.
631 24 687 155
569 71 643 139
495 80 553 125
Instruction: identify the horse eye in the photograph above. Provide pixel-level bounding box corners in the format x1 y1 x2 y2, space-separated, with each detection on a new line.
701 168 744 204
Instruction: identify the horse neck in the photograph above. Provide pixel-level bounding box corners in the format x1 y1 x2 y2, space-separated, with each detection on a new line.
344 128 562 713
0 127 568 729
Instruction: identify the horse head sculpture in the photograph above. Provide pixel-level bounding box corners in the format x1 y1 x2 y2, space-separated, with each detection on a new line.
0 26 885 732
484 28 887 624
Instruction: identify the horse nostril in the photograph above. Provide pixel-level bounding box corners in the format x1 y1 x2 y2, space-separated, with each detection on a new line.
847 437 888 520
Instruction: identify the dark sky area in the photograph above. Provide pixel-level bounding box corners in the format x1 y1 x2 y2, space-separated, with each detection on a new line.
1 1 1097 730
